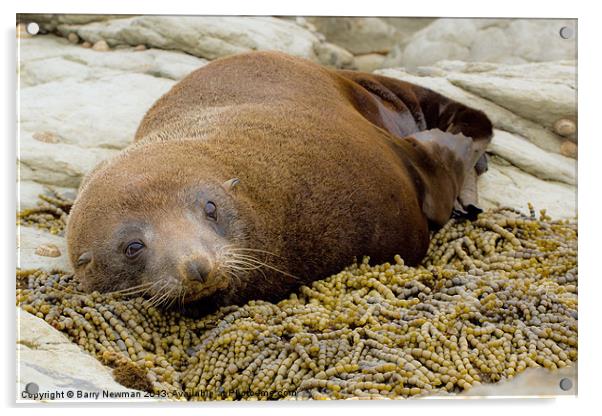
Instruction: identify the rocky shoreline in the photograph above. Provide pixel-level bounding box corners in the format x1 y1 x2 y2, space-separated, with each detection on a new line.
16 15 577 400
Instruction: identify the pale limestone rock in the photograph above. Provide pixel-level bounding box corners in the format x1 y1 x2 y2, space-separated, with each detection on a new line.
17 35 205 190
19 72 174 150
460 365 577 397
313 42 355 69
56 16 321 61
19 36 207 86
354 53 386 72
306 17 400 55
479 156 576 219
447 71 575 129
307 17 434 55
385 18 577 69
19 132 118 187
488 130 576 185
17 226 71 271
17 181 76 211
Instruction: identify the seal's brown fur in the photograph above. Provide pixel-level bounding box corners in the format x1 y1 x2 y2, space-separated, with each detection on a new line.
67 51 492 311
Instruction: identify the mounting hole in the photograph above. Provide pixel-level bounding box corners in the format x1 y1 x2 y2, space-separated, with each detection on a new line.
559 26 574 40
559 377 573 391
25 382 39 395
26 22 40 35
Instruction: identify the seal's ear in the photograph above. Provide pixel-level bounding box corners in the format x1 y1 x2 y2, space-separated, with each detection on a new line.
222 178 240 192
76 252 92 268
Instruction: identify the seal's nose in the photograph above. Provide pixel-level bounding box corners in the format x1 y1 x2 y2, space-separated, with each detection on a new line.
183 258 212 283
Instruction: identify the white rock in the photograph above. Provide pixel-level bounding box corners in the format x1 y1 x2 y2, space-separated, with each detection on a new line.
447 71 575 129
19 132 119 188
17 308 152 402
20 72 174 150
460 365 577 397
18 180 76 210
17 226 71 272
307 17 434 56
306 17 400 55
313 42 355 69
385 18 577 69
488 130 576 185
19 55 100 87
17 35 208 201
354 53 386 72
19 36 208 86
479 157 576 219
443 60 577 83
381 17 436 44
55 16 323 62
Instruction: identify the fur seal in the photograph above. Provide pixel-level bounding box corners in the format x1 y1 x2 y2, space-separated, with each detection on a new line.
66 51 492 313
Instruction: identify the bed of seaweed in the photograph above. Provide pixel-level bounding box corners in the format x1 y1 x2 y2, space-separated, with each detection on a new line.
17 191 577 400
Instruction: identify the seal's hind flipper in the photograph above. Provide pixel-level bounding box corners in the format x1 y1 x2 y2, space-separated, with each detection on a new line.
394 129 485 228
452 169 483 221
454 167 483 220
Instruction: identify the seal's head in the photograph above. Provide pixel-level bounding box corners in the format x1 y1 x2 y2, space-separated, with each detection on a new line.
66 140 256 307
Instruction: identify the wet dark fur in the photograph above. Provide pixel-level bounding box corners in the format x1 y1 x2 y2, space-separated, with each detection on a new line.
67 51 492 313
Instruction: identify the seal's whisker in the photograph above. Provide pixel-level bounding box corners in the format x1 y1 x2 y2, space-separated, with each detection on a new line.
37 285 89 296
224 260 263 271
225 252 302 281
226 253 273 263
178 285 187 307
109 281 156 296
226 247 284 258
165 287 179 309
146 280 170 308
153 287 172 309
251 261 301 281
222 269 243 289
165 287 179 308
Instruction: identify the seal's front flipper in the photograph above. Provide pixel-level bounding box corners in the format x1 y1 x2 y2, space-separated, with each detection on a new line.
395 129 484 228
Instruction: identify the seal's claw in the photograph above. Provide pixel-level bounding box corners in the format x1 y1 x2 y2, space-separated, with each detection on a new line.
452 204 482 221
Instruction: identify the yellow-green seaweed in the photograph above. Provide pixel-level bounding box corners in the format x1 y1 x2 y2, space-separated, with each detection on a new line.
17 195 577 400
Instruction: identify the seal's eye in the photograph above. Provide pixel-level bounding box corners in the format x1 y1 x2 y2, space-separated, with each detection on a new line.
204 201 217 220
125 241 145 258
